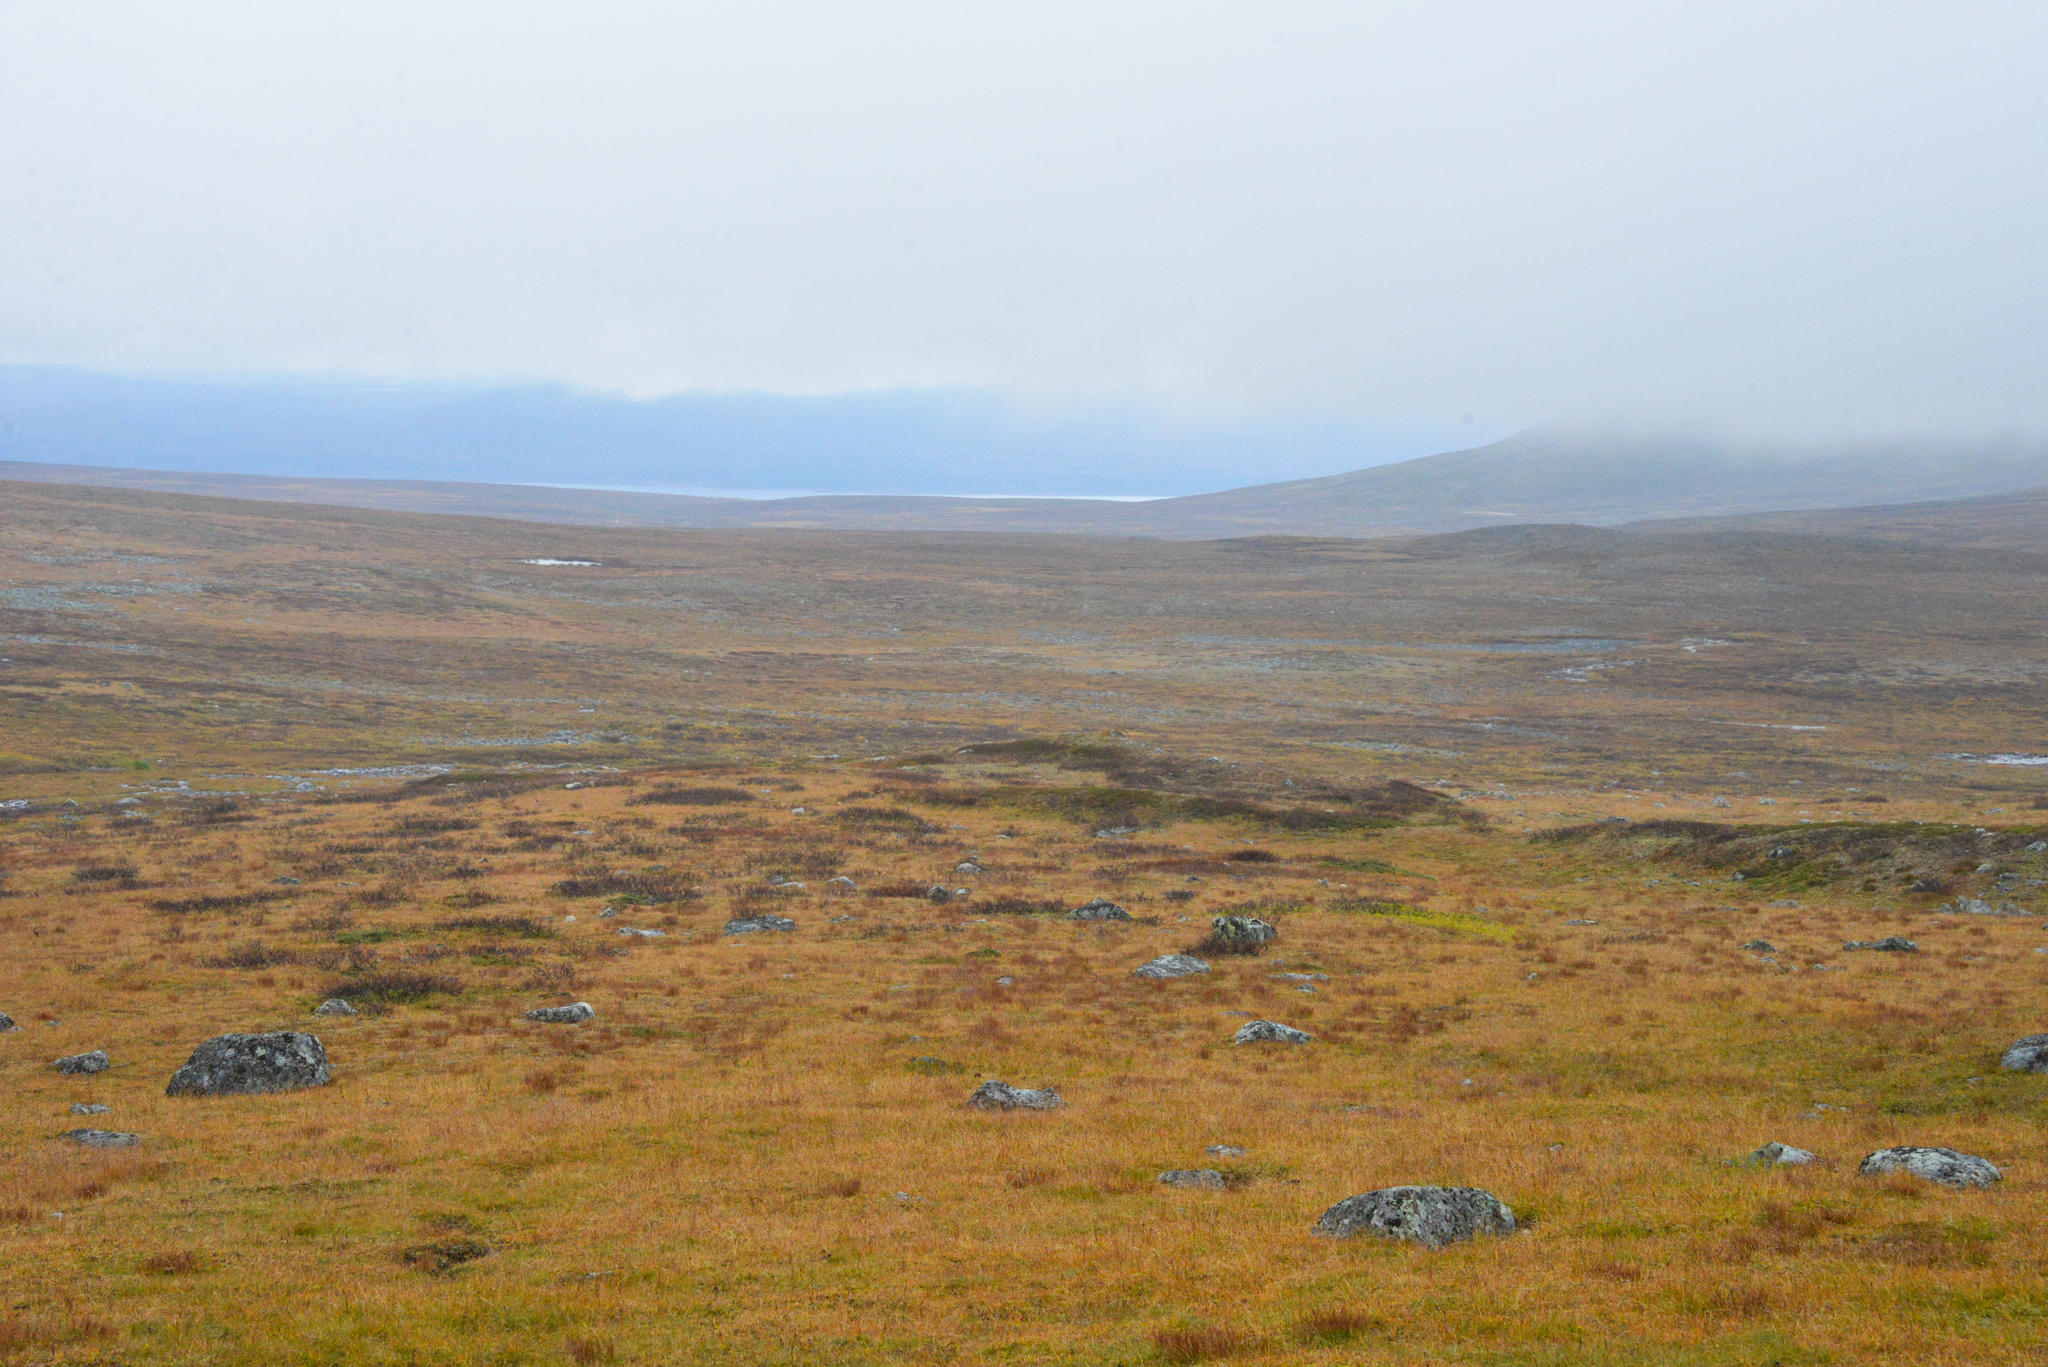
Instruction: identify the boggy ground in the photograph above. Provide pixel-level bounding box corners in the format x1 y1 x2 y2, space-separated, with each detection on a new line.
3 750 2047 1367
3 482 2048 1365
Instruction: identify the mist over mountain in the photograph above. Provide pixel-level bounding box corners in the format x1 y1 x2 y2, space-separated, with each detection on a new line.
0 367 1475 499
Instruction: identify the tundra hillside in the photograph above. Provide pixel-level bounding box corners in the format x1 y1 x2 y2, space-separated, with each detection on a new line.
3 481 2046 1366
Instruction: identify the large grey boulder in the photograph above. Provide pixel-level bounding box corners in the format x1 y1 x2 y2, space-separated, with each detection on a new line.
1858 1146 2001 1188
1208 915 1277 951
1071 897 1130 922
1314 1186 1517 1247
967 1080 1063 1111
1233 1019 1313 1044
52 1050 109 1075
1159 1169 1227 1190
166 1033 330 1096
62 1128 140 1148
524 1001 595 1024
1998 1034 2048 1072
723 915 796 935
1750 1141 1815 1166
1134 954 1210 979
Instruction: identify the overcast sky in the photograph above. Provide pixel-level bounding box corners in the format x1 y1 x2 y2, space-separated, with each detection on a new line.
5 2 2047 440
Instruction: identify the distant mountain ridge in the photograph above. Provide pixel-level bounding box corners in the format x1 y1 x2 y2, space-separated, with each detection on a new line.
7 423 2048 539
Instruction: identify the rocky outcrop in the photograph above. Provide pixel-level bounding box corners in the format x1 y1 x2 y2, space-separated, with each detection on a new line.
1843 936 1917 952
724 915 797 935
1858 1146 2001 1188
967 1080 1063 1111
1158 1169 1227 1190
1070 897 1130 921
52 1050 109 1075
62 1128 140 1148
1314 1186 1517 1247
165 1032 330 1096
1206 915 1277 951
524 1002 595 1024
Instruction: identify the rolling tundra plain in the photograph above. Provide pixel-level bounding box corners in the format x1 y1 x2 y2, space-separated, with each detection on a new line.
3 479 2048 1366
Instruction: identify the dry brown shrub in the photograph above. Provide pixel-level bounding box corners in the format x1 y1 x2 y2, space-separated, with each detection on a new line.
565 1334 618 1364
1293 1309 1383 1343
816 1176 862 1198
1153 1325 1253 1363
139 1249 205 1275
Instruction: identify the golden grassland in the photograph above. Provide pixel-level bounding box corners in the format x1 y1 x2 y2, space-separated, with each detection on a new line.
2 481 2048 1364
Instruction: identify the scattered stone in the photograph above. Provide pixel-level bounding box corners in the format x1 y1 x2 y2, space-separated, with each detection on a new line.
1997 1034 2048 1072
772 880 806 893
1270 972 1328 982
995 976 1015 987
967 1080 1063 1111
1858 1146 2000 1188
1070 897 1130 921
312 999 356 1017
825 876 857 891
1134 953 1210 979
1314 1186 1517 1248
723 915 796 935
1741 940 1777 952
52 1050 109 1076
1158 1169 1227 1190
924 885 955 904
524 1002 595 1025
597 906 620 918
1750 1141 1815 1166
956 862 982 874
272 876 301 886
1563 918 1599 926
69 1102 110 1115
0 1011 15 1032
62 1128 140 1148
616 926 665 938
1205 1145 1245 1159
2028 841 2048 854
1233 1019 1313 1044
1208 915 1277 950
1843 937 1917 952
166 1032 331 1096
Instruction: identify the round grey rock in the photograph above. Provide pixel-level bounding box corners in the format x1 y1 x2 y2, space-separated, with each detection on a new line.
524 1001 595 1024
1134 953 1210 979
0 1010 16 1031
1858 1146 2001 1188
166 1032 330 1096
312 999 357 1017
1998 1033 2048 1072
1159 1169 1227 1190
1071 897 1130 921
1233 1019 1313 1044
1314 1186 1517 1248
967 1080 1063 1111
1750 1141 1815 1166
63 1128 140 1148
52 1049 109 1075
724 915 796 935
1208 915 1277 950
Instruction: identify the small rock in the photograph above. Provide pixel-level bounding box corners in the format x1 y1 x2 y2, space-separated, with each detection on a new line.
1270 971 1328 982
312 999 356 1017
924 885 954 904
1205 1144 1245 1159
69 1102 110 1115
1233 1020 1313 1044
956 862 982 875
723 915 797 934
1563 918 1599 926
1314 1186 1517 1248
1858 1146 2000 1188
616 927 666 938
1134 953 1210 979
995 976 1015 987
773 880 806 893
0 1011 15 1032
1158 1169 1227 1190
597 906 620 918
1741 939 1777 952
824 876 857 891
1208 915 1277 950
1997 1034 2048 1072
62 1128 140 1148
272 876 301 886
1070 897 1131 921
2027 841 2047 854
52 1050 109 1076
967 1080 1062 1111
1843 937 1917 952
524 1002 595 1025
166 1033 331 1095
1750 1141 1815 1166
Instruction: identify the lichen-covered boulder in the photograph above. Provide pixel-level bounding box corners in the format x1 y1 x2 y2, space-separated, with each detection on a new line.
1314 1186 1517 1248
524 1001 594 1024
1208 915 1277 950
723 915 796 935
1134 954 1209 979
967 1080 1063 1111
1070 897 1130 921
1159 1169 1227 1190
166 1032 330 1096
1858 1146 2000 1188
52 1050 109 1075
312 999 356 1017
1233 1019 1313 1044
62 1128 140 1148
1750 1141 1815 1166
1998 1034 2048 1072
